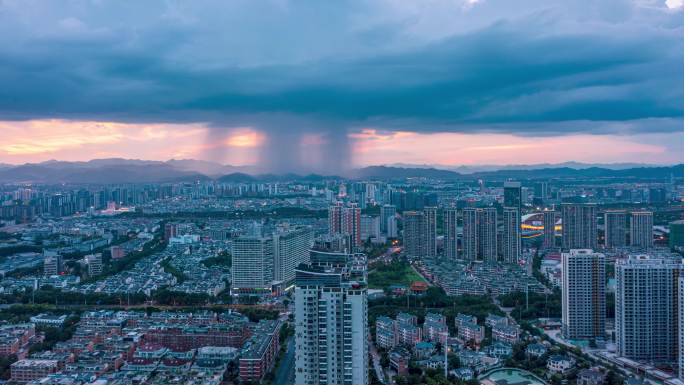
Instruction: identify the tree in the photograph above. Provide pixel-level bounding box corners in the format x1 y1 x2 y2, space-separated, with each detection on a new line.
152 290 210 306
239 307 279 322
605 368 624 385
279 323 293 344
499 289 561 320
448 353 460 369
29 315 80 354
0 355 18 380
201 251 232 268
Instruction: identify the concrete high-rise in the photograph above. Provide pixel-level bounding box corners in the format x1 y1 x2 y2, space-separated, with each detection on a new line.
543 210 557 249
503 181 522 214
273 227 314 284
342 204 361 249
402 207 437 258
502 207 521 264
479 208 498 263
443 208 458 260
616 255 682 366
164 223 177 241
604 210 627 249
672 220 684 252
562 249 605 340
462 208 478 261
231 237 274 294
462 207 497 262
380 204 396 234
630 211 653 249
649 188 667 204
503 181 522 258
561 203 598 250
85 253 103 276
345 205 361 246
328 203 343 236
294 254 368 385
386 216 398 238
360 215 380 241
679 276 684 381
534 182 548 201
403 211 426 258
43 252 62 277
424 207 437 257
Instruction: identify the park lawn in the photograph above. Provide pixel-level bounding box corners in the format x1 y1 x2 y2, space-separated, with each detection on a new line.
368 261 426 289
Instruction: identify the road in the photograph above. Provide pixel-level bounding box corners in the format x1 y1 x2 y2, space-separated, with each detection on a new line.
368 246 401 268
410 264 433 286
370 341 387 384
543 329 575 349
540 328 677 383
492 296 515 318
273 337 295 385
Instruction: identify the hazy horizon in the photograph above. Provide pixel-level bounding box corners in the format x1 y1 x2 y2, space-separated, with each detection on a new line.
0 156 678 180
0 156 675 168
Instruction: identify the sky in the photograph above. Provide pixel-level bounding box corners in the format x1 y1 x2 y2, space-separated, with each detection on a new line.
0 0 683 172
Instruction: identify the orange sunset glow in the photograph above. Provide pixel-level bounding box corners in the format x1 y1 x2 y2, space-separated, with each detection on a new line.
0 119 680 167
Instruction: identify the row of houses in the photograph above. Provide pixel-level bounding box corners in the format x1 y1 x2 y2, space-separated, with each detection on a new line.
6 310 282 385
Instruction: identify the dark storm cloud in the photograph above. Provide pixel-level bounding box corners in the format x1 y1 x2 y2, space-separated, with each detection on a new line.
0 0 683 136
185 30 679 126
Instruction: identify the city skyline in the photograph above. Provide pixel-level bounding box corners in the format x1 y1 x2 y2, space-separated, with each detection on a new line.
1 1 684 172
2 2 684 384
0 148 682 384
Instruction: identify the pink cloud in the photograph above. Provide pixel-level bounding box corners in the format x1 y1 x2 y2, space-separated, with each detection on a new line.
349 129 672 166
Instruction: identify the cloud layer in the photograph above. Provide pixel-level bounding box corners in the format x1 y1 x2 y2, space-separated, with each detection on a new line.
0 0 683 170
